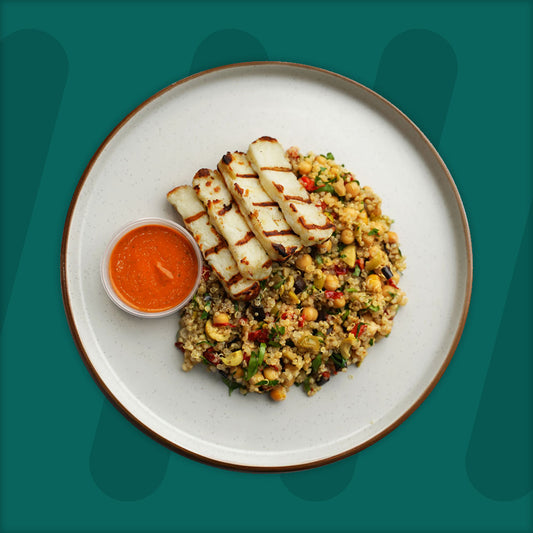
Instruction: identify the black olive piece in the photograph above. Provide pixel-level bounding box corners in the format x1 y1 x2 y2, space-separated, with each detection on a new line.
286 339 295 348
250 304 266 321
317 308 329 322
381 265 393 280
316 373 330 386
293 276 306 294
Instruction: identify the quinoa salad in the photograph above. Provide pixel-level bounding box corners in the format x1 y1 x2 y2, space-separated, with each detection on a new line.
175 148 407 401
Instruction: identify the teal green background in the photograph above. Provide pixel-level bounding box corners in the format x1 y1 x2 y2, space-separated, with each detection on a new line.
1 1 531 532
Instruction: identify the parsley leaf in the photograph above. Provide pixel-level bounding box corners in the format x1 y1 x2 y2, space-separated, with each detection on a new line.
331 352 347 370
246 342 266 380
312 354 322 373
368 228 379 236
315 183 335 194
326 152 335 160
220 375 243 396
369 338 374 346
353 265 361 277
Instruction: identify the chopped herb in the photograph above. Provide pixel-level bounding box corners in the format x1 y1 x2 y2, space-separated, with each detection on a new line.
246 342 266 380
259 279 267 289
302 376 311 393
197 339 215 346
312 354 322 373
267 341 281 348
398 248 403 256
255 379 280 388
314 330 326 340
273 277 285 290
337 242 346 251
353 265 361 277
315 183 335 194
388 292 396 298
201 356 211 365
346 288 358 293
367 304 380 312
369 338 374 346
315 256 323 265
340 254 346 259
233 301 239 312
341 309 350 321
200 310 209 320
220 375 243 395
331 352 347 370
368 228 379 236
326 152 335 160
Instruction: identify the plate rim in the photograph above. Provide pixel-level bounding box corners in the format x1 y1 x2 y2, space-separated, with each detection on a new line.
60 61 473 473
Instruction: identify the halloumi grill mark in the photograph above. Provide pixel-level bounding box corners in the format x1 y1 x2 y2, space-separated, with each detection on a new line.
167 185 259 301
247 137 335 246
192 169 272 280
217 152 303 262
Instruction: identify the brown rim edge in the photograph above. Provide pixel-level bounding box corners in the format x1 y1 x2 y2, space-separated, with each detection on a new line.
60 61 473 473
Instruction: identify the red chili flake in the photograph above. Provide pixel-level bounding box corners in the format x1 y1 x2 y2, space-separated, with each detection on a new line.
174 342 184 352
324 290 344 299
322 371 331 381
334 265 347 276
299 175 317 192
350 323 367 338
203 347 220 365
387 279 399 289
248 329 269 343
281 312 288 319
201 265 211 281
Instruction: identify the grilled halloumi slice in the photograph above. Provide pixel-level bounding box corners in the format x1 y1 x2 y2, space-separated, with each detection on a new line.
247 136 335 246
192 168 272 280
217 152 302 262
167 185 259 301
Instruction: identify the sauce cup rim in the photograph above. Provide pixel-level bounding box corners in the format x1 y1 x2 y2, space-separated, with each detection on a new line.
100 217 203 318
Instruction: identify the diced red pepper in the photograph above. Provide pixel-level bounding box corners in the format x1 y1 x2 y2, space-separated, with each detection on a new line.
387 279 399 289
350 323 367 338
174 342 184 352
248 329 269 343
298 315 305 327
203 347 220 365
324 290 344 299
202 264 211 281
334 265 347 276
299 175 317 192
356 259 365 270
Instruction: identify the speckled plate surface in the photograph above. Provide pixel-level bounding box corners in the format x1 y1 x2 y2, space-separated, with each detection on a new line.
61 62 472 472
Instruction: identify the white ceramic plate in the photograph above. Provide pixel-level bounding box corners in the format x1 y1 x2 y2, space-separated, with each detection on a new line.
61 62 472 471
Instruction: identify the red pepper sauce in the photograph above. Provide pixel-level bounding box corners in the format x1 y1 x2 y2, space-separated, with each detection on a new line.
109 224 198 313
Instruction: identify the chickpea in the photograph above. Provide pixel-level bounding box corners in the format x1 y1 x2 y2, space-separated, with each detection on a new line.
324 274 340 291
212 311 230 325
345 181 360 197
317 239 332 254
302 306 318 322
333 179 346 196
366 274 381 293
249 372 265 386
263 367 279 381
298 160 312 175
340 229 355 245
232 367 244 379
316 155 327 164
270 385 287 402
387 231 399 244
295 253 313 271
333 296 346 308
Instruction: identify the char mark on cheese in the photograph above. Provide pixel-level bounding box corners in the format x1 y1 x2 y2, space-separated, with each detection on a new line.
274 183 284 193
263 229 295 237
252 201 278 207
222 153 233 165
234 183 244 196
204 241 228 257
217 203 232 216
184 211 206 224
234 231 255 246
284 195 311 203
236 173 258 178
195 168 211 178
297 216 336 231
260 166 292 172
